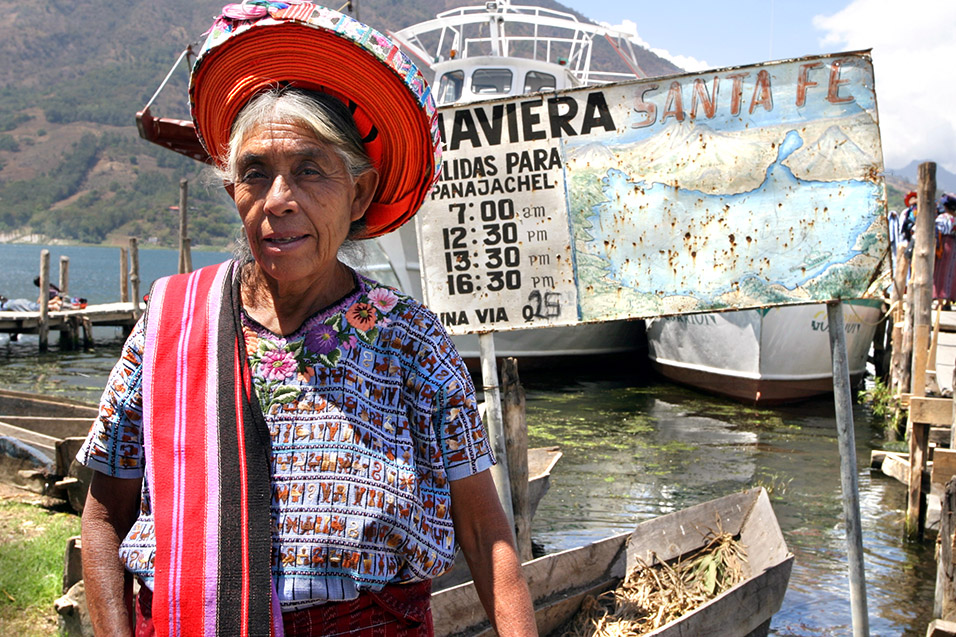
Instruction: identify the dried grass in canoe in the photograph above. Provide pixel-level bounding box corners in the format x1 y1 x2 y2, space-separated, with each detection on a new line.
564 528 747 636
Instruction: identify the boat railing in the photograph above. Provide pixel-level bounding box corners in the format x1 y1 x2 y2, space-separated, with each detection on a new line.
450 34 642 85
390 0 645 83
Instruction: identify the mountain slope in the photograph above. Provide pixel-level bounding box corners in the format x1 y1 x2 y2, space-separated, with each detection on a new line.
0 0 681 246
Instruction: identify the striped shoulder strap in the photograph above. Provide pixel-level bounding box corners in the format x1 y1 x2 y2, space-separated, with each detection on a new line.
142 260 281 637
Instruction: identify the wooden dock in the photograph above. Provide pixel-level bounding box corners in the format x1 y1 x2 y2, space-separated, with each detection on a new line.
1 240 145 349
0 302 139 347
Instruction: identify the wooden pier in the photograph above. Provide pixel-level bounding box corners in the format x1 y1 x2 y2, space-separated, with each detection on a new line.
0 302 139 347
873 162 956 635
1 238 143 350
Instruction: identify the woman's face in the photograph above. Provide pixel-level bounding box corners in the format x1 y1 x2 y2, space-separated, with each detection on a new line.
228 118 377 288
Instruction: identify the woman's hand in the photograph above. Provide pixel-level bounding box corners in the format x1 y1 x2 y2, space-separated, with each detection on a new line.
81 472 142 637
450 470 538 636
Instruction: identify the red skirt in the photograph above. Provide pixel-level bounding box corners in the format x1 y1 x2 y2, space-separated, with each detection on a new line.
134 580 433 637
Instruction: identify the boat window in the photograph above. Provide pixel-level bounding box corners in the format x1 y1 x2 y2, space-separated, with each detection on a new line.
470 68 513 95
524 71 556 93
436 71 464 105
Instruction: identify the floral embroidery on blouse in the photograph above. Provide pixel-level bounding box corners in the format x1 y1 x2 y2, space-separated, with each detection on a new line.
246 280 406 414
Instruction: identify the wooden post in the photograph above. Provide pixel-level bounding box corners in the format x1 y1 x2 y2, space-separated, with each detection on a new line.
478 333 515 533
907 162 937 535
928 305 944 395
871 303 889 380
179 179 191 274
58 256 69 297
130 238 141 319
38 250 50 351
501 358 532 562
952 393 956 450
891 244 912 394
931 305 943 371
63 316 79 350
81 316 93 348
907 417 930 537
184 238 193 273
827 302 870 635
912 162 938 398
937 476 956 620
120 247 129 303
900 284 915 395
57 256 72 349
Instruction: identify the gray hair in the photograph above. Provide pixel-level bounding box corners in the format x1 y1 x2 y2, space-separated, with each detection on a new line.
218 87 375 240
219 87 374 183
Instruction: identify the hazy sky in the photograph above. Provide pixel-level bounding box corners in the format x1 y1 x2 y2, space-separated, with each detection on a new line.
558 0 956 175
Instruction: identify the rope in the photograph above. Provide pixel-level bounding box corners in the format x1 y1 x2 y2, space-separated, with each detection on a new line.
142 47 193 113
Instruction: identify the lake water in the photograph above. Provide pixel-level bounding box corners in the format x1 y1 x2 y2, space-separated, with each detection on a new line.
0 244 938 635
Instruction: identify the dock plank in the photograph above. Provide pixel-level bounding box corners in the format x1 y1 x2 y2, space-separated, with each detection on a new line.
0 302 138 334
911 396 954 427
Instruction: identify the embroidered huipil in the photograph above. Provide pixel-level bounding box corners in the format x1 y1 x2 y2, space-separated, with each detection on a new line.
77 273 494 610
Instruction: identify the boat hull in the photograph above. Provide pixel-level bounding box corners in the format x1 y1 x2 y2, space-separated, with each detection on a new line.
646 300 884 404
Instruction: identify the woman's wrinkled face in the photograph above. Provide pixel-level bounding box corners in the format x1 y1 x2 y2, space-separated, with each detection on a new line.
228 118 375 287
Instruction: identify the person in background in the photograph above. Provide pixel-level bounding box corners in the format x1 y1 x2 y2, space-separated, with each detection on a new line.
33 276 60 300
0 289 62 312
900 190 918 257
77 3 536 636
934 193 956 308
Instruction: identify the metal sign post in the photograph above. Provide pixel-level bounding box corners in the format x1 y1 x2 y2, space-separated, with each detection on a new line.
827 301 869 636
478 332 516 533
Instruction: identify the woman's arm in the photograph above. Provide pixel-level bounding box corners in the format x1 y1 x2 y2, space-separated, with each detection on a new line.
450 470 537 636
81 472 142 636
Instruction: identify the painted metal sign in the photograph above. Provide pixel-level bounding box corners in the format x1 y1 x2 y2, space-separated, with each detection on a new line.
415 51 887 335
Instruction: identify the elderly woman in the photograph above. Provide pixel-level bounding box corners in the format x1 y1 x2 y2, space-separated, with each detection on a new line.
78 4 535 636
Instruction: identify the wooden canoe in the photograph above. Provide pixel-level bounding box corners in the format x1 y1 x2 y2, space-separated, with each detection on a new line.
0 388 98 447
0 388 98 508
431 487 793 637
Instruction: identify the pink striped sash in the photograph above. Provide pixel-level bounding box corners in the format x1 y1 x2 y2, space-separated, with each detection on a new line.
143 261 281 636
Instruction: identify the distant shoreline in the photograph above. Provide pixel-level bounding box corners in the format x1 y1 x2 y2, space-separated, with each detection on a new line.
0 235 232 252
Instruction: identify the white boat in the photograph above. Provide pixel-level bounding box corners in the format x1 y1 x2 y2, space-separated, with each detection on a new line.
645 299 884 404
